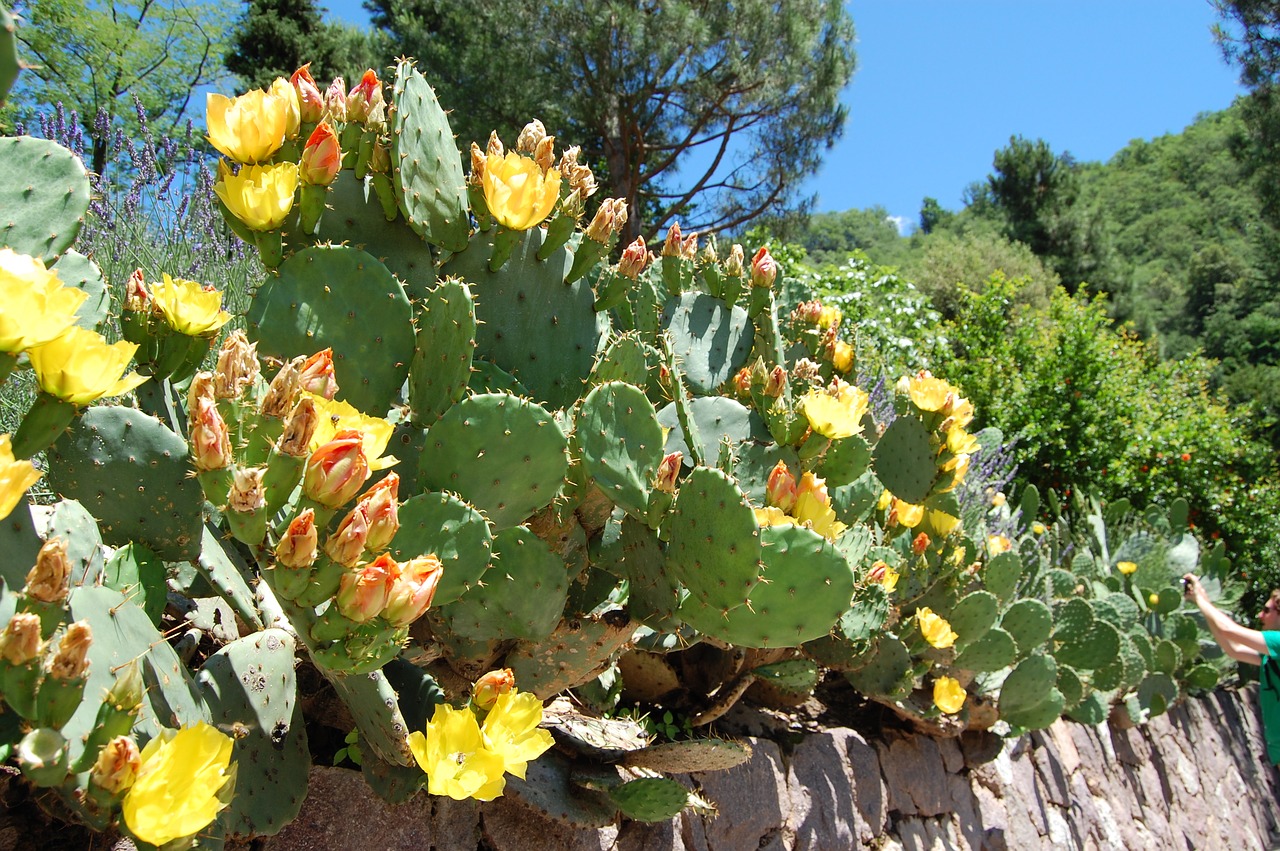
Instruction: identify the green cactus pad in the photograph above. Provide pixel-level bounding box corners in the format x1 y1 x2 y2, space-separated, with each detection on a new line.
391 491 493 606
443 227 608 410
65 586 208 766
949 591 999 647
845 635 913 700
40 499 106 589
197 629 309 837
1151 639 1183 676
656 396 771 464
1091 592 1141 627
831 472 884 527
104 543 166 626
660 292 752 395
195 525 264 631
1000 598 1053 655
419 392 568 530
408 277 476 427
872 415 937 505
51 250 109 331
469 358 530 397
1051 598 1094 643
732 441 802 507
1046 567 1079 598
506 610 635 699
590 333 652 387
818 433 873 487
1057 664 1084 711
998 653 1064 731
1183 663 1219 690
1054 618 1121 671
390 59 469 252
664 466 762 613
1066 692 1108 725
0 497 42 590
953 626 1017 672
326 668 414 766
504 749 619 829
0 136 90 263
247 245 414 415
598 515 681 626
1134 672 1178 720
679 522 852 648
47 406 203 561
751 658 820 694
982 551 1023 602
620 738 752 773
577 382 664 518
440 525 567 642
609 777 691 823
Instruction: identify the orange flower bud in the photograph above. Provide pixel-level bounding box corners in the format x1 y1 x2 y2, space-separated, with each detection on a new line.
618 236 649 280
358 473 400 552
911 532 931 555
26 537 71 604
750 247 777 289
300 122 342 186
325 504 370 567
796 471 829 507
471 668 516 711
291 64 325 123
731 366 752 398
766 461 798 513
382 553 444 627
189 396 233 472
275 509 318 570
297 348 338 400
303 429 370 508
346 69 382 124
655 452 682 494
336 553 398 623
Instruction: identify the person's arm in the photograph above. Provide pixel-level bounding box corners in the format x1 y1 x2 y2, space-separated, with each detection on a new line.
1184 573 1266 665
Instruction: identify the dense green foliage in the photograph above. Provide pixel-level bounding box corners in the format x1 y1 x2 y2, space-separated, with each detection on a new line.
225 0 386 91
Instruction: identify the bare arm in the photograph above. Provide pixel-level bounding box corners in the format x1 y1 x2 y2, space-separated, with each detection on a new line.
1184 574 1267 665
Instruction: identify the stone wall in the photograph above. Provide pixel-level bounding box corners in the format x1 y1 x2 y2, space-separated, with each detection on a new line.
266 685 1280 851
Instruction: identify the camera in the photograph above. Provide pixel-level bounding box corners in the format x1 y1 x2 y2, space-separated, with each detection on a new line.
1182 576 1193 597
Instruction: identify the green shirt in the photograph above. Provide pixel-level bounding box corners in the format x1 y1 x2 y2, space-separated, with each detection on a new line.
1260 631 1280 764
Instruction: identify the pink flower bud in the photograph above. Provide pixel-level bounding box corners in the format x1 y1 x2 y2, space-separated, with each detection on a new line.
300 122 342 186
661 222 684 257
324 77 347 122
471 668 515 711
358 473 400 552
303 429 370 508
792 300 823 325
90 735 140 795
585 198 627 244
297 348 339 400
336 553 398 623
275 509 318 570
655 452 682 493
26 538 71 604
766 461 798 513
325 504 370 567
0 613 41 664
291 64 325 123
189 396 233 472
618 236 649 280
764 365 787 398
751 246 777 289
382 553 444 626
346 69 381 123
124 269 150 313
680 231 699 261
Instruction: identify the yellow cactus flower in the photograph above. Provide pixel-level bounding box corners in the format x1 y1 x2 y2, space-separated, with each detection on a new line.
933 676 966 714
306 393 398 470
906 372 955 412
481 691 554 780
894 498 925 529
947 427 979 456
121 722 234 847
817 305 843 329
1117 561 1138 576
214 162 299 231
206 84 293 164
987 535 1013 556
754 506 795 529
0 249 88 353
408 703 507 801
926 509 960 538
868 560 899 593
0 435 40 520
830 340 854 374
268 76 301 140
793 486 846 542
482 152 561 230
151 274 231 337
917 607 958 649
1032 521 1047 535
801 384 869 440
27 327 148 405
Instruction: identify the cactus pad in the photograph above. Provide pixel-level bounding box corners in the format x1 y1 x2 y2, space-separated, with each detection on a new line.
1000 598 1053 655
391 491 493 606
953 626 1017 673
0 136 90 263
664 466 762 613
439 525 567 642
247 245 414 415
661 292 752 395
47 406 203 561
949 591 999 647
609 777 692 823
577 382 664 518
51 250 109 331
982 551 1023 602
845 635 913 700
408 277 476 427
620 738 752 773
504 748 618 828
872 415 936 505
656 396 771 465
419 392 568 530
590 333 652 387
998 653 1064 731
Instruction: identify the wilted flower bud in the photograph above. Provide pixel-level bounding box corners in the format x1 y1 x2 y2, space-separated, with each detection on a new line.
661 222 684 257
559 146 597 198
471 668 516 711
655 452 682 493
336 553 398 623
324 77 347 122
213 330 259 400
325 505 370 567
261 356 304 418
291 64 325 123
617 236 649 280
724 244 745 277
731 366 752 398
275 509 318 570
766 461 798 513
792 300 823 325
303 429 370 508
228 466 266 513
124 269 150 314
680 231 699 261
559 188 585 221
277 396 318 457
90 735 140 795
300 122 342 186
750 246 777 289
297 348 338 400
792 358 822 384
358 473 400 552
188 396 234 472
26 538 71 604
48 621 92 679
346 69 381 124
585 198 627 244
188 370 216 409
486 130 504 159
469 142 486 185
0 612 42 665
382 553 444 626
534 135 556 173
517 119 546 154
764 365 787 398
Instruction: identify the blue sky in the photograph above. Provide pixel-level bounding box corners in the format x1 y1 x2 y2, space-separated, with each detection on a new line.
323 1 1246 230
